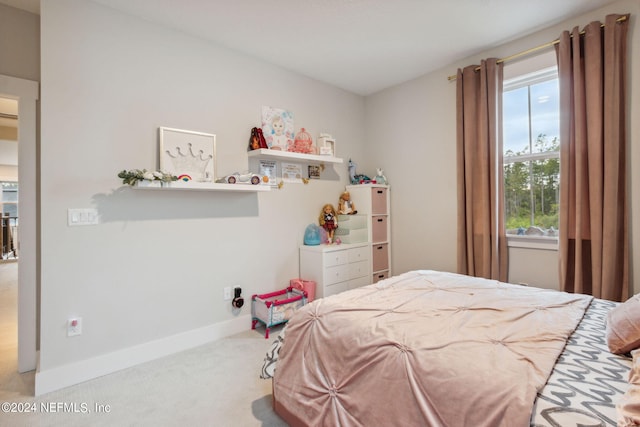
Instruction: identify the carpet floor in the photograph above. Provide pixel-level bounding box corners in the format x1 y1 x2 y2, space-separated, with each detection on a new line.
0 262 289 427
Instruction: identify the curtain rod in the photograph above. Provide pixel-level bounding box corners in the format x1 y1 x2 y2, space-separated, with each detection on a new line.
447 15 627 81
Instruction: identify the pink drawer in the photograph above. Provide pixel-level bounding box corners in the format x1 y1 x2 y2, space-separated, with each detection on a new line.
373 271 389 283
372 216 387 242
371 188 387 215
372 243 389 272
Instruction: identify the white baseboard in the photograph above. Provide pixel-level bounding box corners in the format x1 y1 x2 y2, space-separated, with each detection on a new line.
35 314 251 396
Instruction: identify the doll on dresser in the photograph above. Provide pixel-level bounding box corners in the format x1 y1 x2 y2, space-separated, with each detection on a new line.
319 204 338 244
338 191 357 215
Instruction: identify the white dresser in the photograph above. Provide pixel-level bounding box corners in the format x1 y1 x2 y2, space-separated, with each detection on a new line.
299 243 370 298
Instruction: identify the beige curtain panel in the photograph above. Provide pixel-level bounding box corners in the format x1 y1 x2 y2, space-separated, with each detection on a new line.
456 58 508 282
556 14 630 302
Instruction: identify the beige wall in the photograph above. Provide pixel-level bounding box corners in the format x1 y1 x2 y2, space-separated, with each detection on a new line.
0 3 39 81
37 0 365 393
364 0 640 296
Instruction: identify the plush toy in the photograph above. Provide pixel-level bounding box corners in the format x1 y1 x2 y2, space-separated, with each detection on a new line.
374 168 388 185
338 191 357 215
348 159 358 184
318 204 338 244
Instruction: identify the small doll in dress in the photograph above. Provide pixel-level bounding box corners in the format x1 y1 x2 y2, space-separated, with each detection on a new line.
338 191 357 215
319 203 338 244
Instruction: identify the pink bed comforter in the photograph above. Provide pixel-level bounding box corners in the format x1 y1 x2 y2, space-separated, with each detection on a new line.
273 270 592 427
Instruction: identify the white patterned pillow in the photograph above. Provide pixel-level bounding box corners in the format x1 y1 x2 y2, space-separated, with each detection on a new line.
260 328 286 379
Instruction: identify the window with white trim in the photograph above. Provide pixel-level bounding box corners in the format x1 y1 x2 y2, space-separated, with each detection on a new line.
503 66 559 239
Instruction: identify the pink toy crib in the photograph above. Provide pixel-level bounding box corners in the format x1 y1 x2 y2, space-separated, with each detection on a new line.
251 287 307 339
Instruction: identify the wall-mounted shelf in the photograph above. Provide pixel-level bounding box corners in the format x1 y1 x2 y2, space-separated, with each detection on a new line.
132 181 270 192
247 148 343 164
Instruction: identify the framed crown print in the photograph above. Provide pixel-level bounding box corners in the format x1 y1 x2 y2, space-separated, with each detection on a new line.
159 127 216 182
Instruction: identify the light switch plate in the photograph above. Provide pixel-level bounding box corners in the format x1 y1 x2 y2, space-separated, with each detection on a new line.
68 208 99 226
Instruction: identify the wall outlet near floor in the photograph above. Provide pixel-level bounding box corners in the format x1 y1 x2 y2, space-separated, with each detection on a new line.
67 317 82 337
223 287 232 301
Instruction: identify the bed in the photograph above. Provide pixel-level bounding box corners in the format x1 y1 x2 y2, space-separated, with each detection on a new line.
262 270 640 426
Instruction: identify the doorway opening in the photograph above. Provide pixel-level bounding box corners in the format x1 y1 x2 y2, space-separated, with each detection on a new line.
0 98 18 261
0 96 24 393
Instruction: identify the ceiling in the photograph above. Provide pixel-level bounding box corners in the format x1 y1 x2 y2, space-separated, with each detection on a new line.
0 0 621 95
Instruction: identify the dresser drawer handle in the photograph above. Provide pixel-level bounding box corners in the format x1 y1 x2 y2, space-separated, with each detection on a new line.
376 246 383 250
377 190 383 194
377 218 383 222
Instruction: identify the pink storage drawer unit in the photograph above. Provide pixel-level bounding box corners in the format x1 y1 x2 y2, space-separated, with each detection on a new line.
373 271 389 283
251 287 307 339
372 243 389 272
371 187 388 215
372 215 388 242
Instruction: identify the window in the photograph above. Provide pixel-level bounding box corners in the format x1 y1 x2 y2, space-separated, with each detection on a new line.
503 67 559 240
1 181 18 220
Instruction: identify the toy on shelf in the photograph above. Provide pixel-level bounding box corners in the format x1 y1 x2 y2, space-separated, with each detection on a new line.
319 203 338 244
289 128 316 154
348 158 371 184
338 190 358 215
348 159 357 184
248 127 268 151
216 172 263 185
374 168 388 185
303 224 322 246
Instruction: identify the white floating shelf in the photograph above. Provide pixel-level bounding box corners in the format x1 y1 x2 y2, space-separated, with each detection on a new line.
132 181 270 192
247 148 343 164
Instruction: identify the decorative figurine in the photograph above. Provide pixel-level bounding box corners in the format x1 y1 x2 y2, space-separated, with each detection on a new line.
319 204 338 244
289 128 315 154
348 159 357 184
338 191 357 215
248 127 268 151
348 159 372 184
374 168 388 185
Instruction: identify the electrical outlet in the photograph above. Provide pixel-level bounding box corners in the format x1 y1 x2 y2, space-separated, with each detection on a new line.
223 287 232 301
67 317 82 337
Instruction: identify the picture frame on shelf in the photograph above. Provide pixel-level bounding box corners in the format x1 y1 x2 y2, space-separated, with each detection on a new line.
281 162 303 183
259 159 278 187
261 106 294 151
317 133 336 156
308 165 321 179
159 127 216 182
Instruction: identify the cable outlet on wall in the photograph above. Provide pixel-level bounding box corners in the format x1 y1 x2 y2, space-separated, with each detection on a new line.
67 317 82 337
223 287 232 301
